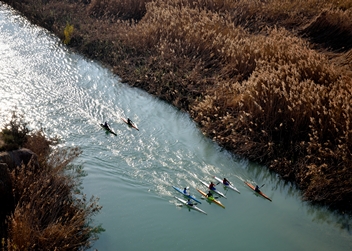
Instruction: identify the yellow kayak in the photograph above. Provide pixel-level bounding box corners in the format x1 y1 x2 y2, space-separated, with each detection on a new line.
196 189 225 209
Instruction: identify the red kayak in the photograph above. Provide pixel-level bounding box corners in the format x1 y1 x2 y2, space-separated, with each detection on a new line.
121 117 139 131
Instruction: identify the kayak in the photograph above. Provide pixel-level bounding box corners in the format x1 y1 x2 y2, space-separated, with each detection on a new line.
244 181 272 202
172 186 202 204
199 180 226 198
100 123 117 136
214 176 240 194
196 189 225 209
175 197 207 215
121 117 139 131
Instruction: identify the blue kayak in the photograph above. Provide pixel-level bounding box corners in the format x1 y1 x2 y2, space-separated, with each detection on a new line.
172 186 202 204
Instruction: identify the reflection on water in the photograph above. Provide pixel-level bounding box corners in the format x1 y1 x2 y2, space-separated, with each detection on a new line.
306 204 351 233
0 3 351 251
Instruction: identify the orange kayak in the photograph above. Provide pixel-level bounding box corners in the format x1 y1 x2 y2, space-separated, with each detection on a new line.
121 117 139 131
244 182 272 202
196 189 225 208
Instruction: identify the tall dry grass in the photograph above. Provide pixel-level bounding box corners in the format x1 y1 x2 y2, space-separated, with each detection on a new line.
87 0 150 21
2 0 352 211
117 0 352 210
6 151 101 250
0 114 102 250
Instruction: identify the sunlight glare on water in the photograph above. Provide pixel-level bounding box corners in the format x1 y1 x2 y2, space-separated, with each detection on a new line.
0 3 351 251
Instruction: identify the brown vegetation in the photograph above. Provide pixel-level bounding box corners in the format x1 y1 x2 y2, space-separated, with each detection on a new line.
0 113 102 250
2 0 352 212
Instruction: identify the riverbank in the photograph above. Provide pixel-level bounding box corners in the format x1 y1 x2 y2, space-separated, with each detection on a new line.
2 0 351 213
0 112 102 250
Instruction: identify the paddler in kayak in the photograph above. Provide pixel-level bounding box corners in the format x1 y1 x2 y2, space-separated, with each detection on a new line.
209 181 216 191
127 118 133 126
102 121 112 130
187 199 194 206
223 178 230 186
183 187 189 195
207 191 214 199
254 185 261 193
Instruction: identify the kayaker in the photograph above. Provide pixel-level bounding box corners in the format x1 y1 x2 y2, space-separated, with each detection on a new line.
183 187 189 195
187 199 194 206
207 191 214 199
103 122 109 128
255 185 261 192
223 178 230 186
127 118 133 126
209 182 216 191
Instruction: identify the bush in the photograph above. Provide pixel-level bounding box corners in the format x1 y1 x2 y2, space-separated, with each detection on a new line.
0 114 102 250
0 112 30 151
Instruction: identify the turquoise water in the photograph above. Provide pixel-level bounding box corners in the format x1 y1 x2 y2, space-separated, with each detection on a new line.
0 3 351 251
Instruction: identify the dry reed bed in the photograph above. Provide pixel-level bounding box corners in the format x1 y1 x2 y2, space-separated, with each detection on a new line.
0 114 101 250
118 0 352 211
2 0 352 212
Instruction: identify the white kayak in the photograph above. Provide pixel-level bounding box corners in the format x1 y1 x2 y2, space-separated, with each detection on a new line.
175 197 207 215
214 176 240 194
199 180 226 198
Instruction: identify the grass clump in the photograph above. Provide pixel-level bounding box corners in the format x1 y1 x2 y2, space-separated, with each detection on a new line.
0 113 102 250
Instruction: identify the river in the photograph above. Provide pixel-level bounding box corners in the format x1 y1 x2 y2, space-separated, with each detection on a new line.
0 3 351 251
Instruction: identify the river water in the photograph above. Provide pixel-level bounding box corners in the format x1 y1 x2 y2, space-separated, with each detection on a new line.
0 3 351 251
